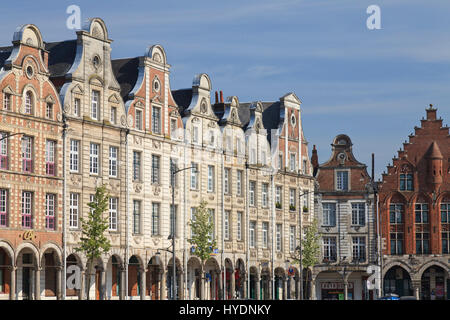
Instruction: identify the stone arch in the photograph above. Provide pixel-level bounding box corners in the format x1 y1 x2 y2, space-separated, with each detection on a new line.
0 240 15 264
416 260 450 279
146 44 167 65
15 242 39 267
40 242 63 266
382 260 414 276
83 18 108 41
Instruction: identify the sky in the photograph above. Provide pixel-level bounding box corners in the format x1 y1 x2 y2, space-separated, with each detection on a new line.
1 0 449 180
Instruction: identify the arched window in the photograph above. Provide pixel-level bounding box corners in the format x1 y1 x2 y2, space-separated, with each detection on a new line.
25 91 33 114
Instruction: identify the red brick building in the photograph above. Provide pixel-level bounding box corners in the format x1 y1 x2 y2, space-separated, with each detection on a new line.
378 105 450 300
0 25 63 300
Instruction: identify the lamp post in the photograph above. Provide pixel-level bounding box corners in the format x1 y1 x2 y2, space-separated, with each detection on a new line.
167 164 198 300
0 132 25 142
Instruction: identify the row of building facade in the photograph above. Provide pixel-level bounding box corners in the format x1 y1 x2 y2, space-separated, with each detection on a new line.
0 18 448 300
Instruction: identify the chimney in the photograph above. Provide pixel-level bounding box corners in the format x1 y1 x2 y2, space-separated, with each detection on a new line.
215 91 219 104
311 145 319 177
372 153 375 182
220 90 224 103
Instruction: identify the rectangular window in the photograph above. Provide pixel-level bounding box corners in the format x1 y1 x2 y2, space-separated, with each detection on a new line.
262 183 268 208
192 126 198 143
262 222 269 248
250 148 256 164
278 154 283 170
236 170 243 196
442 203 450 223
190 163 198 190
416 232 430 255
3 93 11 110
133 151 141 181
290 226 296 252
110 107 117 124
208 209 215 240
22 191 33 229
390 204 403 224
133 200 141 234
152 203 160 235
74 98 80 116
69 140 79 172
170 118 177 136
442 232 450 254
170 158 177 187
336 171 348 191
109 197 118 231
0 132 8 170
69 193 79 228
415 203 429 223
21 136 33 173
207 165 215 192
152 106 161 134
289 189 296 210
249 181 256 207
390 232 403 255
170 204 177 238
45 194 56 230
91 90 99 120
302 190 309 210
351 203 366 226
276 186 282 209
323 237 337 262
400 174 414 191
46 103 53 119
224 168 231 195
135 109 142 130
90 143 99 175
276 224 282 251
0 189 8 227
290 153 296 172
249 221 256 248
224 210 230 241
237 211 243 241
190 207 197 238
45 140 56 176
151 155 160 184
109 146 118 177
352 237 366 262
322 203 336 226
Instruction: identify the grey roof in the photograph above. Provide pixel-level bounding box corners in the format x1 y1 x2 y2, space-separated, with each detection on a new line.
111 57 140 101
0 46 12 70
45 40 77 77
171 88 192 116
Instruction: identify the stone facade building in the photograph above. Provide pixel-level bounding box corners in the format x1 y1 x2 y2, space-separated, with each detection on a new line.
378 105 450 300
311 135 377 300
0 24 64 300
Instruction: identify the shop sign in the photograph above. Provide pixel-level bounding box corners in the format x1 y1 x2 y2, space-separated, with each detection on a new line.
321 282 354 290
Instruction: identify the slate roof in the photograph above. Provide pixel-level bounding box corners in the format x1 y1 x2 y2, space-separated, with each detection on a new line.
45 40 77 77
171 88 193 116
111 57 140 101
0 46 13 70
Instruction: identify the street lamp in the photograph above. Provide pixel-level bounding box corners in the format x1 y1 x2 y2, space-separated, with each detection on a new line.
0 132 25 142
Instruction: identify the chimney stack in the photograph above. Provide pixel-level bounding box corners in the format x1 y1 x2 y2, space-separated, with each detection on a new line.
311 145 319 177
215 91 219 104
220 90 224 103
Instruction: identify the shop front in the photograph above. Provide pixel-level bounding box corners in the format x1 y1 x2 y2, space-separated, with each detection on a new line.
320 281 354 300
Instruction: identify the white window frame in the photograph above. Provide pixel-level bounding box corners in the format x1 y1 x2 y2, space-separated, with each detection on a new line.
69 140 79 172
109 197 118 231
91 90 99 120
89 143 99 175
69 193 79 229
207 165 215 192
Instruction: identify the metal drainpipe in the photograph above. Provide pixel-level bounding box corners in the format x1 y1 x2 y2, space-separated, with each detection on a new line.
376 192 382 297
271 174 275 300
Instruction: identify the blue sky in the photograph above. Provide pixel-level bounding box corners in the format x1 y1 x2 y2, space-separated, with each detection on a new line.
2 0 449 180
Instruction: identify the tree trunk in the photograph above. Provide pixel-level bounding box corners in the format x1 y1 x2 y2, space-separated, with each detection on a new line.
86 260 92 300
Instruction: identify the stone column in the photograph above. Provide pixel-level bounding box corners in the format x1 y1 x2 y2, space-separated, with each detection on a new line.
120 267 126 300
255 275 260 300
56 266 62 300
310 279 316 300
100 269 106 300
140 268 146 300
296 276 301 300
179 271 184 300
343 280 348 300
231 270 235 299
283 277 288 300
161 271 167 300
412 280 421 300
34 267 41 300
217 271 222 300
9 266 15 300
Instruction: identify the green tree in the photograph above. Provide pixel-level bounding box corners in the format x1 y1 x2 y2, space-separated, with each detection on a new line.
187 200 217 299
75 185 111 300
291 218 321 300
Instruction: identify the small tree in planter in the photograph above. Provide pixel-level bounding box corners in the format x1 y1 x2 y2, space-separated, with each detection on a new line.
187 200 217 300
75 185 111 300
303 206 309 213
275 202 282 209
289 204 296 211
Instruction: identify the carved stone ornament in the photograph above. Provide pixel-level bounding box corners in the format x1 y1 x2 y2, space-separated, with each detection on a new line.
64 104 71 113
121 115 127 126
135 183 142 193
153 141 161 149
127 115 133 127
153 185 161 196
56 112 62 122
152 238 160 246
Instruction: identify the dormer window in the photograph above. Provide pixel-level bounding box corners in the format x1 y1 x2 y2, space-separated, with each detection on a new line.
290 113 296 127
152 106 161 134
192 126 199 143
135 109 143 130
3 93 11 110
46 103 53 120
91 90 100 120
336 170 349 191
